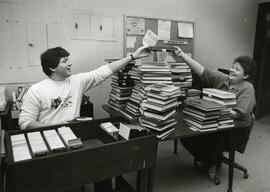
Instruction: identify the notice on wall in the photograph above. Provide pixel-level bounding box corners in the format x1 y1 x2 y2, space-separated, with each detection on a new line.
158 20 171 40
126 36 136 48
126 17 145 35
178 22 194 38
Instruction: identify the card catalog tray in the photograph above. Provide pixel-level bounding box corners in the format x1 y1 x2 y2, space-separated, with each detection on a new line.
5 117 158 192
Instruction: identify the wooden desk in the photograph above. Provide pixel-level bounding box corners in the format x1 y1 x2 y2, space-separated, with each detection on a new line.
102 104 238 192
4 117 158 192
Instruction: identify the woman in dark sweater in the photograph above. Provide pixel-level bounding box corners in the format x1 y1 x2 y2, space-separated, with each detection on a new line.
173 46 256 179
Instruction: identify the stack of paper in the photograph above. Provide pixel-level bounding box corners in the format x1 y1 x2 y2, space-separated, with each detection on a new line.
27 132 48 156
11 134 32 162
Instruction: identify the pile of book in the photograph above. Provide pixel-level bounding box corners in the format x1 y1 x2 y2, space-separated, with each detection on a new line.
139 84 181 139
124 65 145 117
183 98 225 132
107 59 135 110
202 88 236 129
186 88 202 100
170 62 192 88
170 62 192 102
138 61 172 85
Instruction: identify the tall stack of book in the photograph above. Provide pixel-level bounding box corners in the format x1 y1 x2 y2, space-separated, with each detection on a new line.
183 98 225 132
170 62 192 88
202 88 236 129
124 65 144 117
106 59 135 110
139 84 181 139
170 62 192 102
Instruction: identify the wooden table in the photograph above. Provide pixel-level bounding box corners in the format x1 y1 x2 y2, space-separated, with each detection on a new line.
102 104 239 192
4 117 158 192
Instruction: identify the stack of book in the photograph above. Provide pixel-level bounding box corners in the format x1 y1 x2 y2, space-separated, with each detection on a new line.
139 84 181 139
124 64 144 117
170 62 192 88
186 88 202 100
202 88 236 129
183 98 225 132
107 59 135 110
138 62 172 85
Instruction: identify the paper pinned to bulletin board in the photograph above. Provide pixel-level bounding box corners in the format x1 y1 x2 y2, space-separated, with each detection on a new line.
124 15 195 62
178 22 194 38
126 17 145 35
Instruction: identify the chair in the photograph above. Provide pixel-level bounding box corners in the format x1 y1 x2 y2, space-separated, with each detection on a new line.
212 113 255 185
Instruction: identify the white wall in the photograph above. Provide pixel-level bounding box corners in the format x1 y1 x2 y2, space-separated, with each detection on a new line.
0 0 259 119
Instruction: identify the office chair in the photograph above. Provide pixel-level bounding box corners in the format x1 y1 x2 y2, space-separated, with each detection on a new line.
212 113 255 185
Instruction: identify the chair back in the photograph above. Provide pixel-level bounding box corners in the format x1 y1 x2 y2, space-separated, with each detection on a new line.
236 113 255 153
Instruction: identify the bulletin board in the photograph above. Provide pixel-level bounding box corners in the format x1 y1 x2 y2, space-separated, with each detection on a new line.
124 15 195 61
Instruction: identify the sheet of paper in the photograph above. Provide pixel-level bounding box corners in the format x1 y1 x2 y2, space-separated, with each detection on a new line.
158 20 171 40
178 22 194 38
126 36 136 48
126 17 145 35
143 29 159 46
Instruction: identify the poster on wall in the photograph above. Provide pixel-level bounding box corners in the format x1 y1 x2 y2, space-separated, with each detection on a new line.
177 22 194 38
158 20 171 40
126 17 145 35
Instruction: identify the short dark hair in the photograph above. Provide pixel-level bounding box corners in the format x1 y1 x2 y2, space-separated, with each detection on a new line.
40 47 70 77
233 56 256 83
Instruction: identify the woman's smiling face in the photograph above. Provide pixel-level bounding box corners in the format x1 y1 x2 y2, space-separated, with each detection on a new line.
228 62 248 85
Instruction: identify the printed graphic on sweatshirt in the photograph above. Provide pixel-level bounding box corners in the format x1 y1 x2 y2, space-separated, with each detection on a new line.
51 96 72 109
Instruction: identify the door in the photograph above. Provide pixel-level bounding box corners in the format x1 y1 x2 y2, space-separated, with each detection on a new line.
253 2 270 119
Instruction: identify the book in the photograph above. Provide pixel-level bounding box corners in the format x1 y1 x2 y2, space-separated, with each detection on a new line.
203 95 237 106
140 108 176 121
141 120 176 131
183 117 219 129
203 88 236 99
141 100 178 112
184 98 225 112
145 83 179 93
150 127 175 140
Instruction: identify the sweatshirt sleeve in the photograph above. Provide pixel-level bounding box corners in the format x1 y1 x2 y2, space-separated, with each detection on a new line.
77 64 113 93
19 88 40 129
